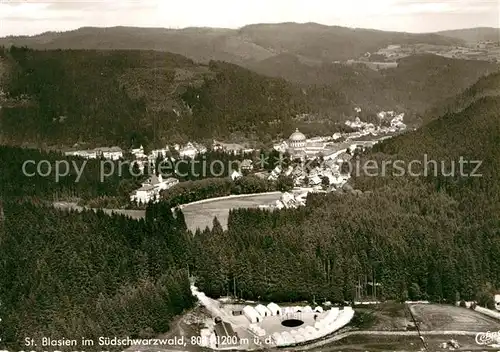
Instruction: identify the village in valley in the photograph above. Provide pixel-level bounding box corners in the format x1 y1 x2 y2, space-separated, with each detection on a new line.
62 108 407 207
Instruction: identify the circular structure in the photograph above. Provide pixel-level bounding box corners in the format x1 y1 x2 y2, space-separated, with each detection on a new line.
289 128 306 148
281 319 304 328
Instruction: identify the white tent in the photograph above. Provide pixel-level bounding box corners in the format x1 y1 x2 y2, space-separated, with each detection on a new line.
243 305 262 323
303 305 313 313
324 308 339 323
314 306 324 313
267 302 282 315
312 329 323 339
281 331 295 345
255 304 272 317
314 321 324 330
305 326 316 335
255 327 266 336
294 334 306 343
272 332 284 346
301 331 312 341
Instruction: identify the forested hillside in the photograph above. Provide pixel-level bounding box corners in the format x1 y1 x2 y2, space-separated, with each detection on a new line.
190 94 500 306
0 200 195 350
0 47 323 147
1 46 497 148
250 54 500 116
426 71 500 120
0 146 144 209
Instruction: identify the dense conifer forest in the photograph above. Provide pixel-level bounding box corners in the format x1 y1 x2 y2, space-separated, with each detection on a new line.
0 200 195 350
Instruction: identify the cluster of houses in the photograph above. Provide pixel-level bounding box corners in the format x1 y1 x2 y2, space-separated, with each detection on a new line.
344 111 407 138
64 146 123 160
265 159 351 189
66 122 393 205
128 142 255 204
259 192 308 210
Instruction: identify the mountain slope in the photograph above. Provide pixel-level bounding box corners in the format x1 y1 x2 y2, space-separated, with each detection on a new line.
426 71 500 120
250 53 500 115
436 27 500 43
239 22 462 61
356 81 500 219
0 47 322 148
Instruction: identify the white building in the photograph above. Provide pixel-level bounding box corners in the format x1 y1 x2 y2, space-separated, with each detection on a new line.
230 170 243 180
243 305 262 323
131 145 146 159
314 306 324 313
96 146 123 160
286 128 335 159
255 304 272 318
130 175 178 204
268 165 282 181
151 147 169 159
179 142 198 158
309 175 322 186
267 302 281 316
64 149 98 159
495 294 500 311
241 159 253 171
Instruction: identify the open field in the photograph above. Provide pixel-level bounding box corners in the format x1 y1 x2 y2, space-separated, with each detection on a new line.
352 303 409 331
316 334 499 352
410 304 500 332
53 192 287 232
181 192 288 232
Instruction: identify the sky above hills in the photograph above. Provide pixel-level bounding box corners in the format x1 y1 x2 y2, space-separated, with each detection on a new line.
0 0 498 37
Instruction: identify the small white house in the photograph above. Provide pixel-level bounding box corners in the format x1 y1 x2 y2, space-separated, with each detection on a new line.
151 147 169 159
230 170 243 181
241 159 253 171
243 305 262 323
495 294 500 311
131 145 146 159
96 146 123 160
314 306 324 313
255 304 272 317
65 149 98 159
267 302 281 316
130 174 178 204
179 142 198 158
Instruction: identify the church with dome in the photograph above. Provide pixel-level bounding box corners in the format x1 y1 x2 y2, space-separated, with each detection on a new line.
289 128 307 149
274 128 332 159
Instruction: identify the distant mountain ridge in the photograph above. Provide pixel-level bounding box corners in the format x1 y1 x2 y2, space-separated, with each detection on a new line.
436 27 500 43
0 23 464 68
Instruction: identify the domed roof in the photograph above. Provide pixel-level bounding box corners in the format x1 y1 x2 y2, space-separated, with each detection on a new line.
289 128 306 142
